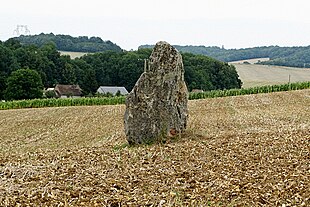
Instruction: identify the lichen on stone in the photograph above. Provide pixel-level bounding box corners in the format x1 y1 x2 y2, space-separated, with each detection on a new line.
124 41 188 144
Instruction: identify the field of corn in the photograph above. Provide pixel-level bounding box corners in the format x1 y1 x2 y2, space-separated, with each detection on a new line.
0 89 309 206
189 81 310 100
1 81 310 110
0 96 126 110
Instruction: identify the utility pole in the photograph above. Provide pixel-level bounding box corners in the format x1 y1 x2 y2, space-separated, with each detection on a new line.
13 25 31 36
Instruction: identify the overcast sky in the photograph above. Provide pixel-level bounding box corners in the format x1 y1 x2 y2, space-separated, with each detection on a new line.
1 0 310 50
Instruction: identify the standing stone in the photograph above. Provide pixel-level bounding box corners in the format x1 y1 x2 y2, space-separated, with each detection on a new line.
124 41 188 144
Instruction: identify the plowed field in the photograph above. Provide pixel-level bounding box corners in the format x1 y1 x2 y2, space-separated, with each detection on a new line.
0 90 309 206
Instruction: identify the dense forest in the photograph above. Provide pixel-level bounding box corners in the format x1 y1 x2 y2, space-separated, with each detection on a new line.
140 45 310 68
0 38 241 100
15 33 122 53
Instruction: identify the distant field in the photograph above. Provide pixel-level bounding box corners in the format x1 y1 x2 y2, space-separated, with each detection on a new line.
0 90 309 206
231 60 310 88
229 57 270 64
59 51 89 59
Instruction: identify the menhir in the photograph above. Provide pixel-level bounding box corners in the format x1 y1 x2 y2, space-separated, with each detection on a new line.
124 41 188 144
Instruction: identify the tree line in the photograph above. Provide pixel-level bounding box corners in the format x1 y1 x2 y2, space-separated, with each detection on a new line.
15 34 310 68
0 38 242 100
16 33 122 53
140 45 310 68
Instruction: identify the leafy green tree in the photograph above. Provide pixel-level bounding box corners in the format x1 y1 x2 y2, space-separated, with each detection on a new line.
3 38 22 50
72 59 98 94
118 52 145 90
0 38 242 98
44 90 57 98
55 55 77 84
0 44 18 74
40 43 60 87
4 69 43 100
14 46 37 70
81 69 98 95
0 71 7 100
16 33 122 53
61 62 76 84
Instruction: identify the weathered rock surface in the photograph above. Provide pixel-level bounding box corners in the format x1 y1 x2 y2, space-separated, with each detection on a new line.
124 41 188 144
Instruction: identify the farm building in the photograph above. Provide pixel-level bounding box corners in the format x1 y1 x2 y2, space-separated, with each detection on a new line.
97 86 128 96
54 84 82 98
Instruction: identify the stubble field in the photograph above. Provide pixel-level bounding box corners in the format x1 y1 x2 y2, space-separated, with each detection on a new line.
232 63 310 88
0 90 309 206
59 51 90 59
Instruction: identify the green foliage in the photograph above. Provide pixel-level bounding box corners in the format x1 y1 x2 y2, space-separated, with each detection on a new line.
183 53 242 91
140 45 310 68
95 91 124 98
0 39 241 100
104 92 113 97
81 49 241 92
15 33 122 53
44 90 57 98
4 69 43 100
81 50 149 91
115 90 121 96
0 44 18 75
0 71 7 100
140 44 271 62
0 96 125 110
189 81 310 100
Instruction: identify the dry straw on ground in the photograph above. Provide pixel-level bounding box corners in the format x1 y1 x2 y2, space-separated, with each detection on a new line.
0 90 309 206
232 63 310 88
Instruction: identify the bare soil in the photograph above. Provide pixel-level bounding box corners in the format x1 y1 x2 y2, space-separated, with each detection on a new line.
0 90 309 206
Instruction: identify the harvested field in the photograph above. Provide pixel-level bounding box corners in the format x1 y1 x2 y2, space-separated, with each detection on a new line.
229 58 270 64
231 63 310 88
59 51 89 59
0 90 309 206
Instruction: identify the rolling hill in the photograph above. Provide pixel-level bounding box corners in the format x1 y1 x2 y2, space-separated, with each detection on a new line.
15 33 122 53
140 44 310 68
